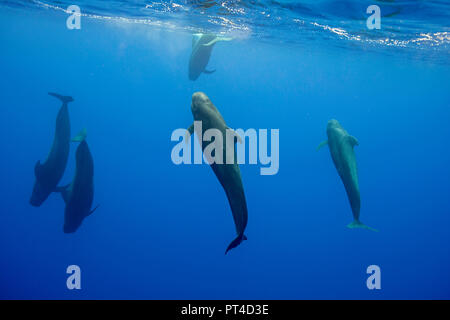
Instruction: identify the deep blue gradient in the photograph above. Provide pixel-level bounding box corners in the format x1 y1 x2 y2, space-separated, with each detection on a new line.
0 2 449 299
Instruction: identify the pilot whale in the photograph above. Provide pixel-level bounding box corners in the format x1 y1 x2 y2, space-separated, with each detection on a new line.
58 129 98 233
30 92 73 207
188 33 232 81
186 92 248 254
318 119 377 231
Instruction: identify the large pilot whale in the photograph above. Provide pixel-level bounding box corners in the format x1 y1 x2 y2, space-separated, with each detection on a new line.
58 129 98 233
188 33 232 81
318 119 377 231
186 92 248 254
30 92 73 207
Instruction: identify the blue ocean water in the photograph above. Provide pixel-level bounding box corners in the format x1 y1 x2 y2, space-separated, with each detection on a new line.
0 0 449 299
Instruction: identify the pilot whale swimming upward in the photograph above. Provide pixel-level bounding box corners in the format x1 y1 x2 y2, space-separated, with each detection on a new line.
30 92 73 207
318 119 377 232
186 92 248 254
189 33 232 81
58 129 98 233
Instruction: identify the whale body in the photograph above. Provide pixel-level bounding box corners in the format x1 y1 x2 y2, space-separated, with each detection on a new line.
30 92 73 207
58 130 97 233
188 34 231 81
318 119 377 231
187 92 248 253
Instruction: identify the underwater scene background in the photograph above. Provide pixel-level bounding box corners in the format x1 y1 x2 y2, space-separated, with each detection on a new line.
0 0 449 299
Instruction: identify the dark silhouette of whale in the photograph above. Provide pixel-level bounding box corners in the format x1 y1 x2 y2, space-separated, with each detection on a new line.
318 119 377 231
30 92 73 207
186 92 248 254
188 33 232 81
58 130 98 233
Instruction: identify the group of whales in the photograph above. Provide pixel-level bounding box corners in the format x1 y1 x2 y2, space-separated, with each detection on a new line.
28 33 376 254
187 92 377 254
188 34 377 252
29 93 97 233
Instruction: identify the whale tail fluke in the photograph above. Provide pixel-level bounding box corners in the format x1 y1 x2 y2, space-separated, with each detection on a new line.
225 233 247 255
202 37 233 47
48 92 74 104
347 220 378 232
72 128 87 142
217 37 233 42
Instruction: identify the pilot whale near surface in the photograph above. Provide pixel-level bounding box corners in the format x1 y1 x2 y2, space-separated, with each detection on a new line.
188 33 232 81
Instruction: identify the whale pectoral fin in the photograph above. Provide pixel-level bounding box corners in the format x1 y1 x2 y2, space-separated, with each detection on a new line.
88 204 100 217
185 123 194 144
235 132 243 144
227 127 243 144
316 140 328 151
34 160 42 178
203 69 216 74
55 184 70 203
347 135 359 147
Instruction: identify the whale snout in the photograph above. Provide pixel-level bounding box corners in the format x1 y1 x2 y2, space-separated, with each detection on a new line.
29 196 43 207
327 119 341 129
189 69 200 81
63 222 79 234
191 92 209 113
29 182 50 207
192 92 208 104
63 225 75 234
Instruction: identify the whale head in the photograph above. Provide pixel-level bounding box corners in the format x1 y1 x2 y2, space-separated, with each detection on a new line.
29 181 50 207
63 210 84 233
327 119 341 130
191 92 217 120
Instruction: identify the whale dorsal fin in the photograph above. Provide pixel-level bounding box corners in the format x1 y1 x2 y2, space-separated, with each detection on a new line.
347 135 359 147
55 184 71 204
